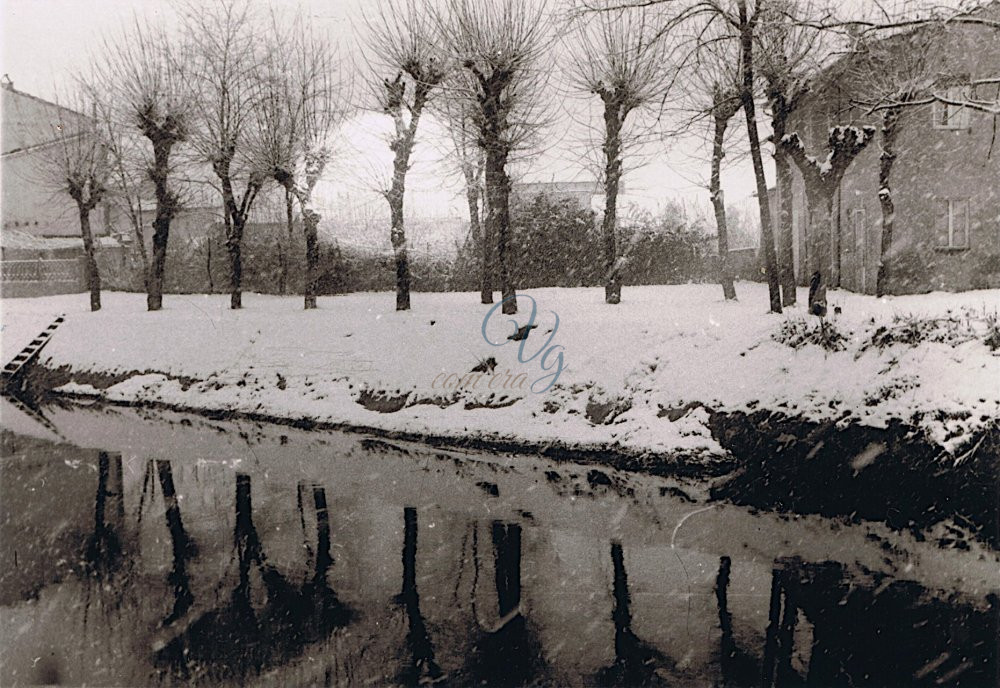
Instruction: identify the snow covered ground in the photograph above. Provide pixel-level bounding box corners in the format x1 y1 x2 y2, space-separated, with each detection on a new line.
2 283 997 458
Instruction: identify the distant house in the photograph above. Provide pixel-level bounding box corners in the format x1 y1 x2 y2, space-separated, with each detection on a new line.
1 77 111 240
1 78 120 296
512 180 621 211
778 19 1000 294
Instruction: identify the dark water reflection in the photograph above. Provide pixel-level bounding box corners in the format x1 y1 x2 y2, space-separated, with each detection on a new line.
0 402 997 687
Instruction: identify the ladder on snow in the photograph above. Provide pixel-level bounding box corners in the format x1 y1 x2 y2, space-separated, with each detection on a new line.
2 314 65 395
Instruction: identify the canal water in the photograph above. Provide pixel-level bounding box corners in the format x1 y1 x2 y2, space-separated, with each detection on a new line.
1 399 997 687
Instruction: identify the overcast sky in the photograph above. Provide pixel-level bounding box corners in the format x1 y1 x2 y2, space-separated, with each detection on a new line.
1 0 772 229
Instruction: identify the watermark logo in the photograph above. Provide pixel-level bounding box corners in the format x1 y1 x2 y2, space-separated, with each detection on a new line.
481 295 566 393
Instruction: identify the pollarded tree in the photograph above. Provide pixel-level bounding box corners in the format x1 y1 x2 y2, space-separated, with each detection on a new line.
44 93 110 311
779 125 875 313
184 0 268 310
437 93 489 303
583 0 782 312
89 91 150 291
98 19 191 311
677 17 744 301
852 29 935 297
366 0 448 311
735 0 783 313
254 14 346 310
756 0 827 305
439 0 552 315
567 5 674 304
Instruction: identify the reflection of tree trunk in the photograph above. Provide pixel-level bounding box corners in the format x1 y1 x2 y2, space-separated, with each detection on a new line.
399 507 443 685
710 115 737 301
85 452 124 576
491 521 522 617
313 486 331 581
596 541 670 686
776 569 800 687
761 567 783 687
610 541 631 661
716 556 734 675
234 473 262 604
157 460 195 623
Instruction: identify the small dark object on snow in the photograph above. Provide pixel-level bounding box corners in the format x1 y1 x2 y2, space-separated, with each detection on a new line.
471 356 497 373
429 320 436 326
508 323 538 341
809 272 828 318
834 306 842 315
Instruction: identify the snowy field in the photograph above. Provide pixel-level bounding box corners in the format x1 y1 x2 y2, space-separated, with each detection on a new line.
2 283 998 458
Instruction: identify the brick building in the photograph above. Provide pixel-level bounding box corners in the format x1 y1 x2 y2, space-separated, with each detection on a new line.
779 19 1000 294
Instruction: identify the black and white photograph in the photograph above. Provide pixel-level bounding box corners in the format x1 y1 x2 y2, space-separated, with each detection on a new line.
1 0 998 685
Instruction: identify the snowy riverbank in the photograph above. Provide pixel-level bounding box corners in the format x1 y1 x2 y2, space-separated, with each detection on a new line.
3 283 998 462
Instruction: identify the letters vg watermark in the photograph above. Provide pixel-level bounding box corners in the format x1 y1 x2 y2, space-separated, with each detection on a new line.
430 295 567 394
481 294 566 393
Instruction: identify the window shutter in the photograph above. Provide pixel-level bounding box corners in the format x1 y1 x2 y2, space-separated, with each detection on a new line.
953 200 970 248
934 199 950 248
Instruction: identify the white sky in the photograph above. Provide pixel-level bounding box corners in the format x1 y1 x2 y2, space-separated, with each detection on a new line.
1 0 776 224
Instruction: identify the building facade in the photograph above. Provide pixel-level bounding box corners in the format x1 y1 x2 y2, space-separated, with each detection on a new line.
1 78 110 239
780 21 1000 294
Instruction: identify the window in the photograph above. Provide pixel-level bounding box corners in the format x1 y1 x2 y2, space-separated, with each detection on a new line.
852 208 868 289
932 87 971 129
936 199 970 249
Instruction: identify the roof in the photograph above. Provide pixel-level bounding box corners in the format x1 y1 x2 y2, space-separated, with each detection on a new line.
1 84 91 155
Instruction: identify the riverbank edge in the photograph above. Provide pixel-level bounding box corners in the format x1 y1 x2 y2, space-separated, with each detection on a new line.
19 359 1000 552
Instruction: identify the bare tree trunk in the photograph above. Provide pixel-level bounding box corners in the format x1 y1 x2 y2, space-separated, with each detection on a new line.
485 149 516 315
737 0 782 314
463 173 491 304
276 235 286 296
206 235 214 292
79 205 101 311
876 110 899 298
804 187 835 310
711 115 737 301
303 209 319 310
775 153 797 305
602 101 624 305
480 186 494 304
227 220 244 309
388 182 410 311
283 188 294 295
147 140 177 312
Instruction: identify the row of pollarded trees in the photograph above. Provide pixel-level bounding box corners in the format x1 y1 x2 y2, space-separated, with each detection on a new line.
47 0 999 315
363 0 552 316
670 0 999 310
46 2 345 312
